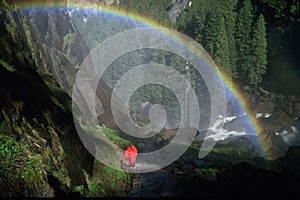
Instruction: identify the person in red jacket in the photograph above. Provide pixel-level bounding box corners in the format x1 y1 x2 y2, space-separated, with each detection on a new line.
123 144 138 170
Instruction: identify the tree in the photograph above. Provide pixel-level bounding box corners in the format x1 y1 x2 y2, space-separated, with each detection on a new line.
223 0 239 78
203 11 220 56
235 0 254 77
214 17 231 79
194 1 208 44
119 0 172 26
249 14 267 91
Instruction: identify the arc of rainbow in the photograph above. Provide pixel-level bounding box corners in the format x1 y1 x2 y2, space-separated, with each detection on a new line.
8 0 273 160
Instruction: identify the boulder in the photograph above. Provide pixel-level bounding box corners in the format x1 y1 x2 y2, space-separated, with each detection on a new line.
180 176 216 198
293 103 300 118
219 135 260 156
216 162 290 197
258 111 293 133
283 146 300 177
31 183 55 198
259 130 290 159
254 101 275 114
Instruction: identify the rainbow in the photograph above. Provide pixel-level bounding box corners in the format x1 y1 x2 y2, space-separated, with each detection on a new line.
223 77 270 159
8 0 273 159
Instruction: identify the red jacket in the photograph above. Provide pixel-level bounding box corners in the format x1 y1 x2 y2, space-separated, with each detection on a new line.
123 144 138 166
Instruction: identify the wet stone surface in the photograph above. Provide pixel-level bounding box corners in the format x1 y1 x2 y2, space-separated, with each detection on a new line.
128 168 182 197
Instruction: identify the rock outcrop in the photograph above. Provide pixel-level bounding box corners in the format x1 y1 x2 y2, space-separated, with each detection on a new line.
181 160 299 198
243 87 300 159
0 3 121 197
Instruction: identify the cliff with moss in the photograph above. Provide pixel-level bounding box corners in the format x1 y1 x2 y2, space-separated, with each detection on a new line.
0 1 131 197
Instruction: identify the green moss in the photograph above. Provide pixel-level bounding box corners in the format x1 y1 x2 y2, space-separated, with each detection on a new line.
42 111 53 126
74 184 85 195
62 33 75 52
81 125 131 149
0 59 15 72
51 96 67 112
37 71 71 111
0 121 4 131
74 178 105 197
74 125 132 197
100 126 131 149
98 166 130 196
200 168 219 176
52 167 71 187
0 135 46 197
74 166 130 197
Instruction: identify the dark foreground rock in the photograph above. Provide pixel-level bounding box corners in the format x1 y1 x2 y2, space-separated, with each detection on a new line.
127 146 300 198
128 170 182 197
180 162 299 198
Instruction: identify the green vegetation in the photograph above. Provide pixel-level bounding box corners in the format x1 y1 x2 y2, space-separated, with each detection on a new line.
119 0 172 27
0 59 15 72
76 125 134 196
177 0 268 90
0 135 46 197
74 166 131 197
100 126 131 149
180 142 270 171
259 0 299 23
200 168 219 176
74 178 107 197
83 0 266 123
38 71 71 111
235 0 254 77
62 33 76 53
204 143 270 170
100 166 131 195
82 125 131 149
249 14 267 91
214 17 231 77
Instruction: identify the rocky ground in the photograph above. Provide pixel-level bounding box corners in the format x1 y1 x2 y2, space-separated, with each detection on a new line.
125 108 300 198
128 168 181 197
126 145 300 198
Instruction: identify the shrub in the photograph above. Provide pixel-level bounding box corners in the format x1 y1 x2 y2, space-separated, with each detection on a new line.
0 135 46 196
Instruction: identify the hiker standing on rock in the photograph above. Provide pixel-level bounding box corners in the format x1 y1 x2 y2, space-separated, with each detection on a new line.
123 144 138 170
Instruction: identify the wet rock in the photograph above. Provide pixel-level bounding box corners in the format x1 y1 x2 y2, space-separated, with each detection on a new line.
285 146 300 162
192 168 203 176
180 163 194 171
224 115 254 133
293 103 300 118
167 0 189 23
194 159 205 168
254 102 275 113
138 142 145 149
181 176 216 198
258 111 293 133
220 136 260 156
31 183 55 198
283 146 300 177
161 192 174 197
259 130 290 159
172 168 186 175
128 169 182 197
217 162 299 198
202 173 217 182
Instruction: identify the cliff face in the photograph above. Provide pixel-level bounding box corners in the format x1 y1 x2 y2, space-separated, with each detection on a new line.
167 0 189 23
0 3 95 197
21 8 89 94
0 1 134 197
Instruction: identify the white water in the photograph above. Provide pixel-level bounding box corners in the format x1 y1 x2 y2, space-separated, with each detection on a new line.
256 113 272 118
204 114 248 141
